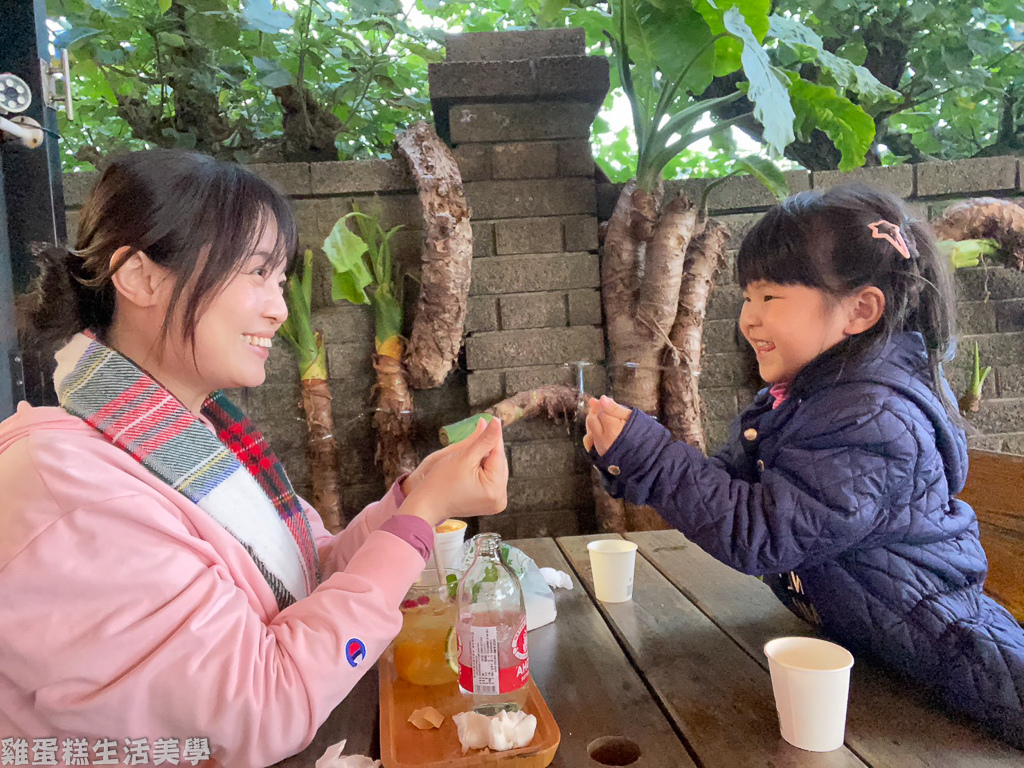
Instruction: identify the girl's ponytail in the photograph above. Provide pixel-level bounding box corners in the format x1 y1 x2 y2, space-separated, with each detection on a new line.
902 216 956 361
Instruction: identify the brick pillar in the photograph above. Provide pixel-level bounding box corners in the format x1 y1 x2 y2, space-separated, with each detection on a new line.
429 29 610 539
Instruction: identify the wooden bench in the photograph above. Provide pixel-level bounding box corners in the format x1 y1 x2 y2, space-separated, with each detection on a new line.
959 449 1024 622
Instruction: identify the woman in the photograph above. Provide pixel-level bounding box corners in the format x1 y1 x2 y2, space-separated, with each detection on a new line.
0 149 508 766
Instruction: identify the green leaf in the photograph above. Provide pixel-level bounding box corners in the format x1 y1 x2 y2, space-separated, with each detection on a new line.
242 0 293 33
936 238 1000 269
835 38 868 67
372 285 403 347
787 76 875 171
349 0 403 21
696 0 771 76
87 0 129 19
259 69 293 88
642 90 744 182
817 48 901 102
769 15 900 104
157 32 186 48
53 26 103 50
734 156 789 200
159 0 172 13
323 215 373 305
723 8 795 156
623 1 717 97
766 13 823 49
279 250 319 372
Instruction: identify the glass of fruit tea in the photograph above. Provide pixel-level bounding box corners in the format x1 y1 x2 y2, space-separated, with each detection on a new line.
393 578 458 686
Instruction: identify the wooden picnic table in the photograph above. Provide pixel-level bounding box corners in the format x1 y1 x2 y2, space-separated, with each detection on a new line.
277 531 1022 767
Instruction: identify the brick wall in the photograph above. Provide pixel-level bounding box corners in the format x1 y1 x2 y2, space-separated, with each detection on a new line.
431 29 610 540
60 28 1023 539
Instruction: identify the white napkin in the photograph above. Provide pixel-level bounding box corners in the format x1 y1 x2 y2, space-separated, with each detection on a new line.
453 709 538 753
315 740 381 768
539 567 573 590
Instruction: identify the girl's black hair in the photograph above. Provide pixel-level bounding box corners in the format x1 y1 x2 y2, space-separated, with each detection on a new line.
736 184 958 414
24 149 299 348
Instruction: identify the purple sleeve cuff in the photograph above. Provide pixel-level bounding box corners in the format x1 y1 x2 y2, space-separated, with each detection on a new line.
381 515 434 563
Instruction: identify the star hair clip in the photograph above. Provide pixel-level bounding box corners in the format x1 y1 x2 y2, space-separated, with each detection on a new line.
868 219 910 260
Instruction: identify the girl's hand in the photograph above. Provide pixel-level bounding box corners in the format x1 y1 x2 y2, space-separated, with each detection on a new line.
583 396 631 456
401 418 508 526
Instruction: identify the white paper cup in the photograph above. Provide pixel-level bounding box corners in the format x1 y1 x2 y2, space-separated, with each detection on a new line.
764 636 854 752
426 519 467 575
587 539 638 603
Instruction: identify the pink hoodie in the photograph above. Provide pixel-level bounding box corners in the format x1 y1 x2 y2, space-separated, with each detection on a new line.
0 402 426 767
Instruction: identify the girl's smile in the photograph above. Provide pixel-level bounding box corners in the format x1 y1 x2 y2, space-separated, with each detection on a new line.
739 281 852 385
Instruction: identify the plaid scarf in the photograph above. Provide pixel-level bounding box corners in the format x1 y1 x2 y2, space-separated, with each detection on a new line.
54 332 321 610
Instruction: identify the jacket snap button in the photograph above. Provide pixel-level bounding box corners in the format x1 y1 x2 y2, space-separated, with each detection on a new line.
743 428 758 441
607 465 621 476
757 460 765 473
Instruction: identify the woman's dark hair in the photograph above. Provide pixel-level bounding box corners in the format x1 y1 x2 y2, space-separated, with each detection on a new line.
24 149 299 348
736 184 958 411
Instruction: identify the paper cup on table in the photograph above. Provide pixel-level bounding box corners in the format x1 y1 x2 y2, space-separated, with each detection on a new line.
764 637 854 752
426 519 467 575
587 539 638 603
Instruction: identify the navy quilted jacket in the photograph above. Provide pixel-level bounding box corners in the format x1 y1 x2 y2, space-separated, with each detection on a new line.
594 332 1024 748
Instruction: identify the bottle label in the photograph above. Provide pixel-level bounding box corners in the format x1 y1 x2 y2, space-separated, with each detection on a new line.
512 619 528 661
458 619 529 694
465 625 499 694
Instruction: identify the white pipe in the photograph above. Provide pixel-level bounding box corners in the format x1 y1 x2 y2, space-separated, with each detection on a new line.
0 115 44 148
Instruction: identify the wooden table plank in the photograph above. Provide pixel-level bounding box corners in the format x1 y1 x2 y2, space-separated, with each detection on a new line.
513 537 697 768
558 534 867 768
272 662 381 767
629 529 1024 767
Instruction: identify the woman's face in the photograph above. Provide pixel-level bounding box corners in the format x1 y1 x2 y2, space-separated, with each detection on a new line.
158 221 289 410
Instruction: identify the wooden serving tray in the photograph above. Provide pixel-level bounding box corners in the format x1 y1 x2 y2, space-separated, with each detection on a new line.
379 648 560 768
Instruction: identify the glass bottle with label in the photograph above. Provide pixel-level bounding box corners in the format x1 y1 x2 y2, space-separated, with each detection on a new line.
455 533 529 714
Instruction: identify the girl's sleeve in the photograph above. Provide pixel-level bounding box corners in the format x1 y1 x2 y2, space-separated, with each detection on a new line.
1 488 424 767
592 402 918 575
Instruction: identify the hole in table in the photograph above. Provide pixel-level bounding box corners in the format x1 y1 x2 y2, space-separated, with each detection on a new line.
587 736 642 766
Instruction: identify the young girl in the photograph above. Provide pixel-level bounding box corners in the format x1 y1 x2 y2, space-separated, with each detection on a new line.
584 184 1024 748
0 149 508 766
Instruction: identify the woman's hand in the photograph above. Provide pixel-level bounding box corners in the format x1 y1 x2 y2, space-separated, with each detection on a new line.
401 417 508 527
400 428 468 500
583 396 631 456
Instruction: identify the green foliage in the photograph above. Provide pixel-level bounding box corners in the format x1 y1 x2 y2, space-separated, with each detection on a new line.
937 238 1001 269
48 0 607 170
47 0 1023 177
278 249 320 375
770 0 1023 164
323 215 372 306
786 75 877 171
608 0 890 190
48 0 444 168
321 207 404 348
722 8 795 156
969 340 992 399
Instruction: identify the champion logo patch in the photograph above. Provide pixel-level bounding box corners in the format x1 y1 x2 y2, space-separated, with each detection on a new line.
345 638 367 668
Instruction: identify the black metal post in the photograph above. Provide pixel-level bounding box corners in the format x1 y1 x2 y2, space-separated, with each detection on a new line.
1 0 67 415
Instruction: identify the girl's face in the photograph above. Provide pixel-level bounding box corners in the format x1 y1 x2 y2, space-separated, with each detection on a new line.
158 222 289 410
739 281 851 385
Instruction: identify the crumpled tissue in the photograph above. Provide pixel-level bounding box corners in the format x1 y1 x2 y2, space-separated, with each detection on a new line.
539 567 573 590
452 709 538 753
315 739 381 768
